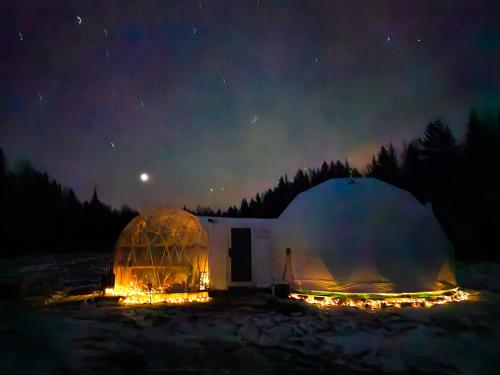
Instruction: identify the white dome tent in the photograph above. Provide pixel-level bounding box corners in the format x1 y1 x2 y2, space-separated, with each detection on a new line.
271 178 456 294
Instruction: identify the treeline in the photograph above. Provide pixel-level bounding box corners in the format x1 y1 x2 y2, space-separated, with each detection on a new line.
365 111 500 261
187 161 362 218
1 109 498 260
0 154 138 258
190 109 500 261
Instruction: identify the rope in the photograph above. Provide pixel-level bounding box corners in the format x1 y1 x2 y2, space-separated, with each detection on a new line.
282 248 293 281
282 255 288 281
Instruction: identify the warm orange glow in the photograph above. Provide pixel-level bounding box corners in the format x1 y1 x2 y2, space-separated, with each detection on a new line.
113 208 210 303
199 271 209 291
105 285 209 305
290 287 469 309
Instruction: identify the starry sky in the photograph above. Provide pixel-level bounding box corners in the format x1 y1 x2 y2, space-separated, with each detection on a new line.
1 0 499 210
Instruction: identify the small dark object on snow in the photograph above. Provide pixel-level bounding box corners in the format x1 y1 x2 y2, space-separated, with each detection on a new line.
274 283 290 298
101 272 115 294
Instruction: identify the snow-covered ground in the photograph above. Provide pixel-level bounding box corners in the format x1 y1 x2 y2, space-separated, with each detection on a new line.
1 254 500 374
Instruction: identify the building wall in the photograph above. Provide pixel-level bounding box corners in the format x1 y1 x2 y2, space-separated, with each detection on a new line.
199 217 281 290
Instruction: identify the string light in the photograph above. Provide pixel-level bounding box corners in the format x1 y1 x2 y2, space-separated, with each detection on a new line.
105 285 209 305
289 288 469 309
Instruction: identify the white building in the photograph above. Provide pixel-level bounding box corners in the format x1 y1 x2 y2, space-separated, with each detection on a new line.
199 177 456 293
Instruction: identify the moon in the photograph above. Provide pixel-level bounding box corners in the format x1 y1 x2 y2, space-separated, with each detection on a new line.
76 16 82 25
140 173 149 182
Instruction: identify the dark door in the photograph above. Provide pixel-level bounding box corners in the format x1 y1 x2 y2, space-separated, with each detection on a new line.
230 228 252 282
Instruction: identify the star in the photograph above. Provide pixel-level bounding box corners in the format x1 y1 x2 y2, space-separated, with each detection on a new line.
210 187 214 192
103 28 108 37
105 49 110 59
76 16 82 25
250 114 259 124
315 57 319 62
221 186 224 191
192 26 197 35
417 38 421 43
140 173 149 182
140 100 144 108
386 35 391 43
222 76 227 85
18 32 23 41
110 142 115 148
38 94 43 102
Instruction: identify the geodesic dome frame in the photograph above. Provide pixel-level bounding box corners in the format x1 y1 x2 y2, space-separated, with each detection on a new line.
113 208 209 294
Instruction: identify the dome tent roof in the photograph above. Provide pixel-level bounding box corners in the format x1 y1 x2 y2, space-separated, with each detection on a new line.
115 207 208 249
272 178 456 293
113 207 209 294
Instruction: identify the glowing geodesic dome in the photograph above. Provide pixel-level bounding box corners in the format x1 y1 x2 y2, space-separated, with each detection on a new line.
113 208 209 294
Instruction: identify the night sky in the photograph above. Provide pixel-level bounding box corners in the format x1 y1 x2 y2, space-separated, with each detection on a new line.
1 0 499 210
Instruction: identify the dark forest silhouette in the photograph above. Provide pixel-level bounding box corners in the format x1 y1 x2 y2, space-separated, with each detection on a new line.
186 160 362 218
1 109 499 260
0 156 137 257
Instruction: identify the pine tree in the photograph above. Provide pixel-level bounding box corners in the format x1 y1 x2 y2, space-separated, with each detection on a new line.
319 161 329 182
421 120 456 150
291 169 310 196
334 160 349 177
366 145 400 187
466 109 480 153
309 168 320 186
261 189 274 218
239 198 249 217
0 147 5 180
90 186 102 208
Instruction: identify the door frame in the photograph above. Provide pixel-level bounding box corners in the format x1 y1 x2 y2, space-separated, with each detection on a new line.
228 227 253 287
